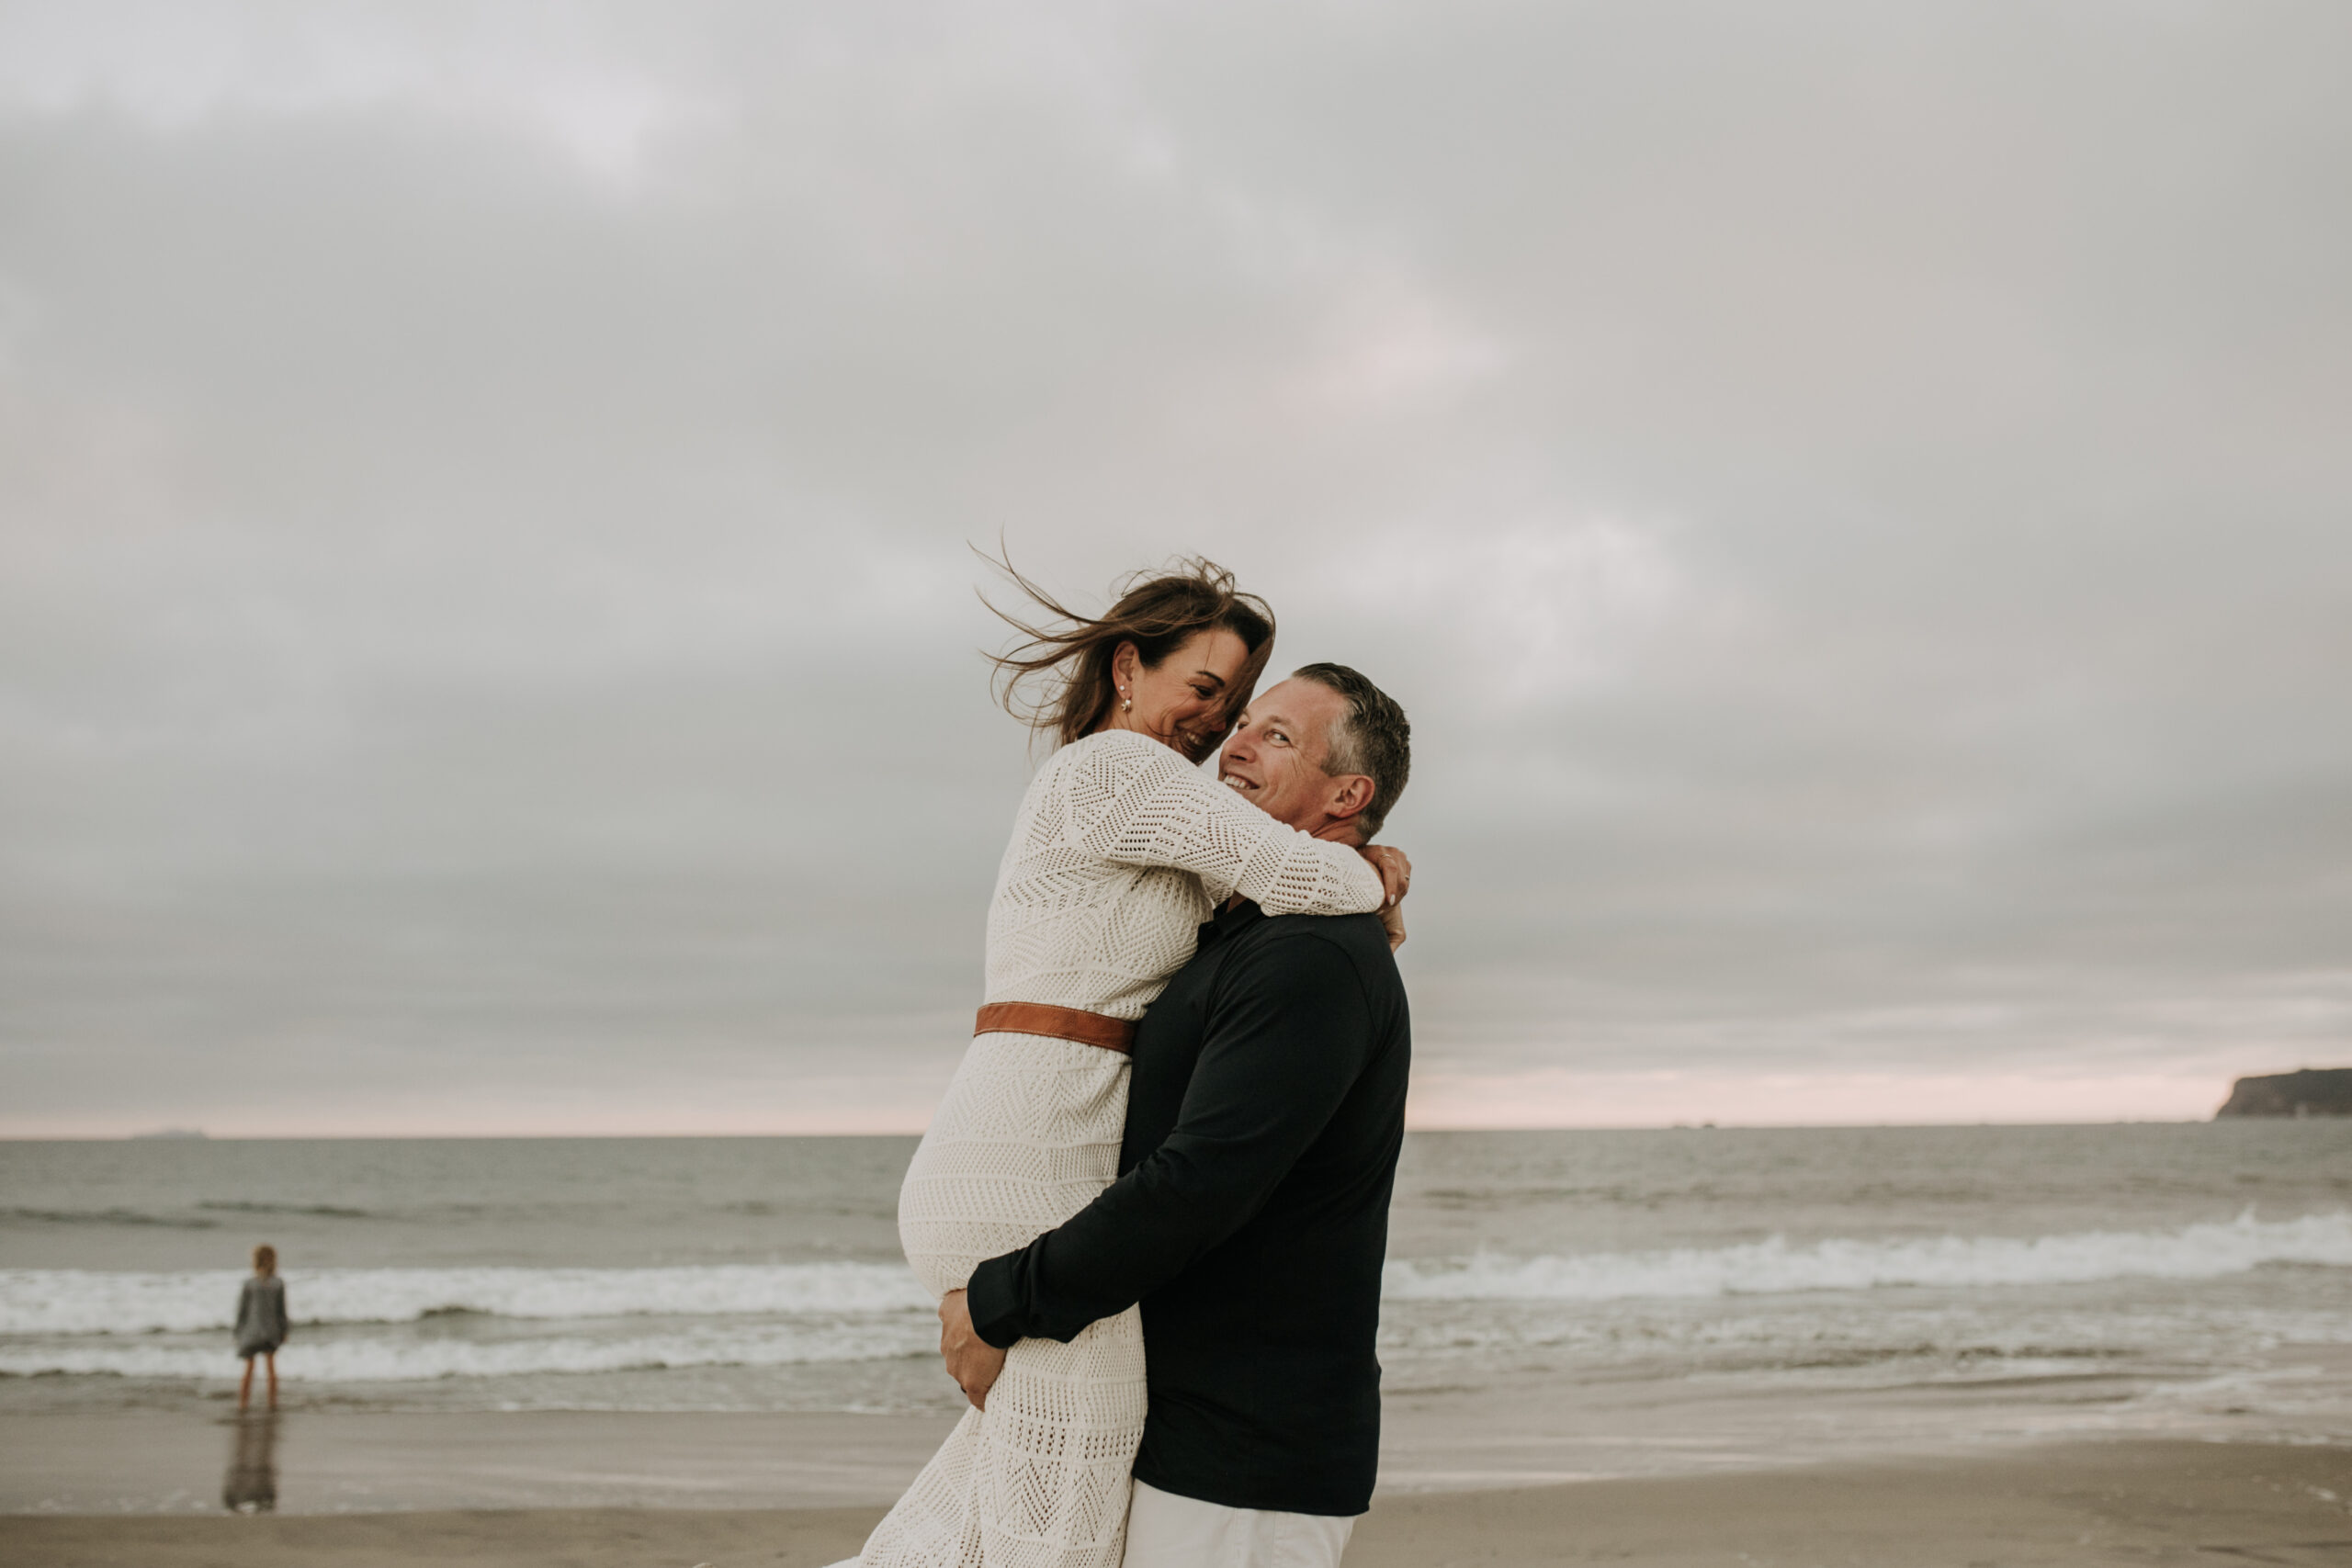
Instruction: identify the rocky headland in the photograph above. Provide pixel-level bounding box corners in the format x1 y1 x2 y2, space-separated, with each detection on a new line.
2214 1067 2352 1118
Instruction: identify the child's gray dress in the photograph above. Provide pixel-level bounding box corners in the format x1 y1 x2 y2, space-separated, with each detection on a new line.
234 1276 288 1358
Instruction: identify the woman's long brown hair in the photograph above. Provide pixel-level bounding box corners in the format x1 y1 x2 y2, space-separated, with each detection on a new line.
980 552 1275 762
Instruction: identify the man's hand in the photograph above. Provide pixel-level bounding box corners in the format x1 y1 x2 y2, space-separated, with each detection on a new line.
938 1289 1008 1412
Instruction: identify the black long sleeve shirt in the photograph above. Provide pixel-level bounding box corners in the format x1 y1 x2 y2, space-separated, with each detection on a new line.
965 899 1410 1517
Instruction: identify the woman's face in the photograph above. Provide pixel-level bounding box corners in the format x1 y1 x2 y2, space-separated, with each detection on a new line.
1114 628 1254 761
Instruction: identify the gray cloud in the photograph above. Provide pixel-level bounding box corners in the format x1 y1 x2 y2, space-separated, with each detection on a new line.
3 1 2346 1131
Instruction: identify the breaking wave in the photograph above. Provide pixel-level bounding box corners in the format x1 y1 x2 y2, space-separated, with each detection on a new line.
0 1317 937 1382
1383 1210 2352 1302
0 1261 933 1337
6 1213 2345 1386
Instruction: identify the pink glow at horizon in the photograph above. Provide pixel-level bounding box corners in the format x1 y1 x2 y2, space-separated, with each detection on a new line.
6 1067 2258 1139
1400 1066 2245 1130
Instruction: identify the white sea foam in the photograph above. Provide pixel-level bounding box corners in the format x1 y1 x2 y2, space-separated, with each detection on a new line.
7 1212 2346 1386
0 1315 938 1382
1383 1210 2352 1302
0 1260 933 1337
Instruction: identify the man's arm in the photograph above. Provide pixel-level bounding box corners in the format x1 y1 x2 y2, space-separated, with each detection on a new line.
963 927 1374 1350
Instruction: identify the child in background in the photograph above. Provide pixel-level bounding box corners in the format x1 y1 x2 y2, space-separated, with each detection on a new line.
233 1244 288 1413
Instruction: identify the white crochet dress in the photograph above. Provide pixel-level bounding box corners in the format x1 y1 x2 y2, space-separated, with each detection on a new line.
845 728 1385 1568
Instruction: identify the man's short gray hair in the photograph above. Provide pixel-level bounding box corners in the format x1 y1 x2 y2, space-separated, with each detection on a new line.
1293 662 1411 841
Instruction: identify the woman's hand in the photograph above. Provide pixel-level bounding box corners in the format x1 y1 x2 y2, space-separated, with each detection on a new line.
1357 845 1412 909
1378 899 1407 952
938 1290 1007 1411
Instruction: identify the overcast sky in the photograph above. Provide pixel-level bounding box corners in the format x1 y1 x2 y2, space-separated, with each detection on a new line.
3 1 2346 1135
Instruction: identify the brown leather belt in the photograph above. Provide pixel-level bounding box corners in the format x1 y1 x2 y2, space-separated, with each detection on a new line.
974 1001 1136 1055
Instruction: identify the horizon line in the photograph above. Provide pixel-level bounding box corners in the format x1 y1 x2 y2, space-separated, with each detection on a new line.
0 1118 2254 1143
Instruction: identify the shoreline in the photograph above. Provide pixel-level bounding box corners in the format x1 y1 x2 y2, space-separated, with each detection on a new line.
9 1343 2349 1517
4 1438 2346 1566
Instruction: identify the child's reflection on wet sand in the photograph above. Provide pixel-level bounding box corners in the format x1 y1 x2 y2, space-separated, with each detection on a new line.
221 1412 278 1513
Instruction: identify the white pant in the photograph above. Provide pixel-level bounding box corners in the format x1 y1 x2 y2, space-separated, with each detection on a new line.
1120 1479 1356 1568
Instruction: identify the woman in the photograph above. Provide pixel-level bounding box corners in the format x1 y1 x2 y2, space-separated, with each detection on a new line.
233 1244 288 1413
839 559 1408 1568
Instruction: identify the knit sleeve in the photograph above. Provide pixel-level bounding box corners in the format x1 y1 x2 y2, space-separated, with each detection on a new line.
1061 732 1385 915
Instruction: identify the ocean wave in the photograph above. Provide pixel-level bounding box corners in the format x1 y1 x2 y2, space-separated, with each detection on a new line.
1383 1210 2352 1302
1 1208 219 1230
0 1316 936 1382
8 1212 2344 1343
0 1261 933 1337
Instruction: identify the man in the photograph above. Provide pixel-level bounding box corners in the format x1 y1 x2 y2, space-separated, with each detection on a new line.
939 661 1413 1568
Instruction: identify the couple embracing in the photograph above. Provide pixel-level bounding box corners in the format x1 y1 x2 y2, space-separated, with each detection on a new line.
831 558 1415 1568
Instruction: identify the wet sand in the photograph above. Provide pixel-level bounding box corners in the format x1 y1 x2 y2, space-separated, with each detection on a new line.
6 1438 2347 1567
0 1409 966 1514
21 1343 2350 1518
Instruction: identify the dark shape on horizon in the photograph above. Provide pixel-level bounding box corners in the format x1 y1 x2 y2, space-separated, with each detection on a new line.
2214 1068 2352 1119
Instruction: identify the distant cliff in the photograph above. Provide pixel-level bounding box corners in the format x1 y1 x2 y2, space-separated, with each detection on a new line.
2215 1068 2352 1119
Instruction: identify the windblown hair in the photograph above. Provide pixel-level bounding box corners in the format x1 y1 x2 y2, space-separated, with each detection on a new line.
253 1245 277 1276
982 554 1276 763
1292 661 1411 841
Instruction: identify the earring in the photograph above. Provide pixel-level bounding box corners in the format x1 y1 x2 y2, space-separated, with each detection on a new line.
1120 686 1132 714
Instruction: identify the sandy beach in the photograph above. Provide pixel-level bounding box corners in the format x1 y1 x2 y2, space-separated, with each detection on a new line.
5 1438 2346 1567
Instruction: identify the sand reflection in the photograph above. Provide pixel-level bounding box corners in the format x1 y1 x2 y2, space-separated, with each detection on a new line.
222 1412 280 1513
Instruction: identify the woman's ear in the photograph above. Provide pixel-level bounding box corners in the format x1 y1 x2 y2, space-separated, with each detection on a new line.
1111 642 1140 692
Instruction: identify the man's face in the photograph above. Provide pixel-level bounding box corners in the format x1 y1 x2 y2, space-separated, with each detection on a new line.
1216 677 1357 834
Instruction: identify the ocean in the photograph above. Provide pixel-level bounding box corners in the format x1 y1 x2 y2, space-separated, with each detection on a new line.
5 1125 2349 1487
